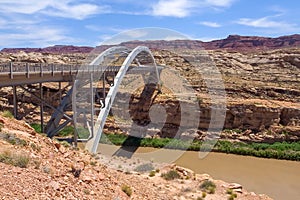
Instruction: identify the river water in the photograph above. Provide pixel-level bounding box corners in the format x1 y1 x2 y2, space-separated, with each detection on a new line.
93 144 300 200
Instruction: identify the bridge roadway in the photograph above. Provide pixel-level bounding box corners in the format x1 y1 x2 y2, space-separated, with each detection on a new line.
0 62 158 87
0 62 122 87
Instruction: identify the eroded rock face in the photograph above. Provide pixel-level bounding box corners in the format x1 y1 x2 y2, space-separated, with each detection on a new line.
0 39 299 144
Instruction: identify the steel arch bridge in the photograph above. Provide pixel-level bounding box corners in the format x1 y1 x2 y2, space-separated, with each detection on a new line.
62 46 162 153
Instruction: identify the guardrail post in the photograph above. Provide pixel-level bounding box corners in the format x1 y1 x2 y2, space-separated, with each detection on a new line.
51 64 54 76
13 85 17 118
9 62 13 79
26 63 30 78
40 83 44 132
40 63 43 77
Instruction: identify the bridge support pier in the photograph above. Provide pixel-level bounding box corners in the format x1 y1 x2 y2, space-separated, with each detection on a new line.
13 85 18 118
39 83 44 133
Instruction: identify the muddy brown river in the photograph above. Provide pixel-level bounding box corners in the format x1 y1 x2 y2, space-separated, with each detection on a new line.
93 144 299 200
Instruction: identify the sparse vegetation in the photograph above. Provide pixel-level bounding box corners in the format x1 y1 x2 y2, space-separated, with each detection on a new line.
134 163 154 172
83 189 90 195
161 170 181 180
149 170 156 177
90 161 97 166
4 134 27 146
30 143 41 152
59 140 71 148
102 133 300 161
228 193 238 200
0 122 3 132
32 159 41 169
0 151 30 168
30 123 42 133
2 110 14 118
121 184 132 197
200 180 216 194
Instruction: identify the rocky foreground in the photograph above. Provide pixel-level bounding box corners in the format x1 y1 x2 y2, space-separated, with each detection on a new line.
0 114 271 200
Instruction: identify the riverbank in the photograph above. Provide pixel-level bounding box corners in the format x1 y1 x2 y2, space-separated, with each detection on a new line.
31 123 300 161
100 133 300 161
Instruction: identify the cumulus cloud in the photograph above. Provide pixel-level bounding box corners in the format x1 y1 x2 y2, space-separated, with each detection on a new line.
199 21 221 27
235 15 300 34
152 0 195 18
204 0 235 7
151 0 236 18
0 0 108 20
0 25 76 47
236 16 297 29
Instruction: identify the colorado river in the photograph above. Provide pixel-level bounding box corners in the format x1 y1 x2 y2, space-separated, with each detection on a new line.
94 144 300 200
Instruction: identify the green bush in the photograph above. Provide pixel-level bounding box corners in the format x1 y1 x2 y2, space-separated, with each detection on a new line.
121 184 132 197
58 126 74 137
200 180 216 194
161 170 181 180
30 123 42 133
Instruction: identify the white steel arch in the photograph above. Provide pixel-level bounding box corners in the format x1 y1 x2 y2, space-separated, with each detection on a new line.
83 46 160 153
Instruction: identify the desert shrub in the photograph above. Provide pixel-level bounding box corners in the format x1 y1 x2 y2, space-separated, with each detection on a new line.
30 143 41 152
149 170 156 177
226 189 233 195
228 193 238 200
0 151 30 168
90 161 97 166
4 134 27 146
200 180 216 194
83 189 90 195
0 122 3 132
121 184 132 197
30 123 42 133
2 110 13 118
60 140 71 148
33 159 41 169
134 163 154 172
202 191 207 198
161 170 180 180
14 154 30 168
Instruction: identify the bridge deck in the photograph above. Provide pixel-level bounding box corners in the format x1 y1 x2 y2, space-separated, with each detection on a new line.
0 63 121 87
0 62 159 87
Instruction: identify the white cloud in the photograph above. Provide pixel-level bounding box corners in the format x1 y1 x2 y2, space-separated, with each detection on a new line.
199 21 221 27
235 15 300 34
237 17 282 28
204 0 235 7
0 26 76 47
152 0 195 18
151 0 235 18
0 0 108 20
236 16 297 29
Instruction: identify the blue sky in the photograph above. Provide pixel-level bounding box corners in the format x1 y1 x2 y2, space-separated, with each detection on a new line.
0 0 299 48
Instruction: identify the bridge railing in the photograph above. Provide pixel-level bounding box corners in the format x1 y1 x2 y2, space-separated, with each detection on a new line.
0 62 121 75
